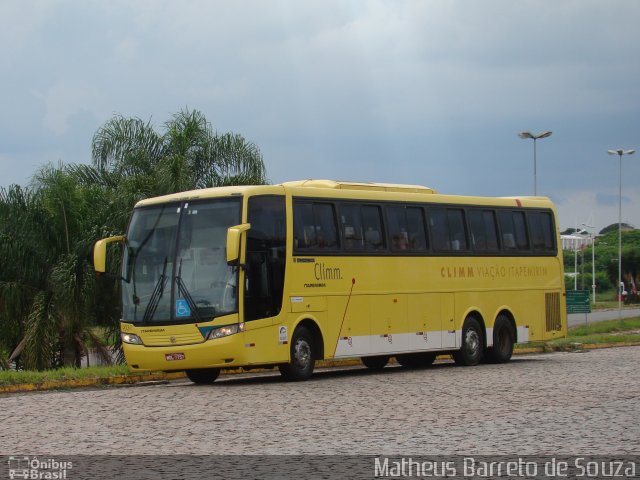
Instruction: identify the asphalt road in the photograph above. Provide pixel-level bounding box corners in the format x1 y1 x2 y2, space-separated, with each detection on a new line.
568 307 640 327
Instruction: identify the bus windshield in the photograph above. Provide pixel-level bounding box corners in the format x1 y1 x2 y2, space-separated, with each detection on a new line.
122 198 242 324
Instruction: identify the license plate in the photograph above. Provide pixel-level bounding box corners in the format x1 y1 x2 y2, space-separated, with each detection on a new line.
165 353 186 361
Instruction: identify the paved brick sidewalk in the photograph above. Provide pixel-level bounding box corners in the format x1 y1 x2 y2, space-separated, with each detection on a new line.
1 346 638 455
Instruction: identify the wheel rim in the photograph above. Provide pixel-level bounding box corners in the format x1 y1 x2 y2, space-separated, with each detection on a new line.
464 328 481 356
294 338 312 369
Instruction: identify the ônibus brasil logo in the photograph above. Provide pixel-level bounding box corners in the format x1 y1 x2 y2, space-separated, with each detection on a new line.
7 456 72 479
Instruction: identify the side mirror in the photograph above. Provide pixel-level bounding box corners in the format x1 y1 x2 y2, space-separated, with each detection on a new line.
226 223 251 266
93 235 124 273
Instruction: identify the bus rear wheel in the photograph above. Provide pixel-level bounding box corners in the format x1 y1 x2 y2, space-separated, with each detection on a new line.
279 326 315 381
396 352 436 368
186 368 220 384
361 355 390 370
486 315 515 363
453 317 484 366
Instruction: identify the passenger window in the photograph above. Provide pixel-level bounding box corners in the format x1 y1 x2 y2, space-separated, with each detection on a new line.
428 208 450 251
447 209 468 251
340 204 364 251
513 212 529 250
362 205 385 251
528 211 555 253
499 211 530 252
428 207 468 252
340 204 385 252
293 203 315 248
293 202 339 251
469 209 499 252
387 205 428 252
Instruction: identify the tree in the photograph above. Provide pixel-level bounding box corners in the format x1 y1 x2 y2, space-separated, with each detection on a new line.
91 109 267 198
599 223 635 235
0 108 269 370
87 109 268 359
570 229 640 298
0 167 113 370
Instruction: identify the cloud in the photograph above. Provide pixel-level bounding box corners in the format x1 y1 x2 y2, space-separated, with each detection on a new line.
597 193 632 208
557 189 640 232
0 0 639 233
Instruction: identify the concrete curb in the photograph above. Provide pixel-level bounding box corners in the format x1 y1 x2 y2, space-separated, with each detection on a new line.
0 371 187 394
2 343 639 394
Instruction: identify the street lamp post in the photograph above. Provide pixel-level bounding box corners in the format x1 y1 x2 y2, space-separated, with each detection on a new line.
518 131 552 196
573 227 587 291
581 223 595 304
607 148 636 321
574 233 578 290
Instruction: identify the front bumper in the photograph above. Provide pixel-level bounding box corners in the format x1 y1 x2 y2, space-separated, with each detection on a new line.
123 333 248 372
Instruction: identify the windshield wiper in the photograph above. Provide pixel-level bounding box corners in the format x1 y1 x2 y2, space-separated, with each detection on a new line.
175 258 205 323
142 257 168 323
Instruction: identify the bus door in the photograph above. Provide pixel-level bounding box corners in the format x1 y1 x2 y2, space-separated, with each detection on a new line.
243 195 286 328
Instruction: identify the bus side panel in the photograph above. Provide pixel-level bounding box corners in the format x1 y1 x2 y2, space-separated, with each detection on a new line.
408 293 456 350
329 294 372 357
370 294 408 354
242 318 291 365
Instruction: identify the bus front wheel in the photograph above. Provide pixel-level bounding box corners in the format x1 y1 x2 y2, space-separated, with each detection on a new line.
453 317 484 366
279 326 315 381
186 368 220 384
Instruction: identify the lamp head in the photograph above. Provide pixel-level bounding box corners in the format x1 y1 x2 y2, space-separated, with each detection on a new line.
608 149 636 156
519 131 552 140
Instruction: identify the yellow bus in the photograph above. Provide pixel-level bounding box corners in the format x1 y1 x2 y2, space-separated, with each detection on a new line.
93 179 566 383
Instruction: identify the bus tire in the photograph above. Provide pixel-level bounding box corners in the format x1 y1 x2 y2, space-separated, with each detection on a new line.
486 315 515 363
453 317 484 366
279 326 315 381
361 355 390 370
186 368 220 384
396 352 436 368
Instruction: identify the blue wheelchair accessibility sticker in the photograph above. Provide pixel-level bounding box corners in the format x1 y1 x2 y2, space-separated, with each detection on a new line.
175 299 191 317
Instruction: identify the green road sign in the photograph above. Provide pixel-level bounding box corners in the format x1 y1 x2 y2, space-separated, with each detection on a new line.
566 290 591 314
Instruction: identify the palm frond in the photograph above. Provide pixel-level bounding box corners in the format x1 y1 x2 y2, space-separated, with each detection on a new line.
92 115 164 171
23 292 59 370
196 133 267 188
65 163 121 189
84 330 113 366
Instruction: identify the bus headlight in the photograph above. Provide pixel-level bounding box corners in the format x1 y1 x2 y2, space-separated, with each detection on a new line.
121 332 144 345
206 323 244 340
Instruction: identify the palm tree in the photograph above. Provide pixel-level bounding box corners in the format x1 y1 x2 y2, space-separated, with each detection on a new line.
86 109 268 361
91 108 267 197
0 167 113 370
0 185 47 369
0 109 267 370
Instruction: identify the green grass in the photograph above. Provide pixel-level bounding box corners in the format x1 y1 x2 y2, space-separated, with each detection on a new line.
532 316 640 351
591 299 640 310
0 365 130 386
569 317 640 336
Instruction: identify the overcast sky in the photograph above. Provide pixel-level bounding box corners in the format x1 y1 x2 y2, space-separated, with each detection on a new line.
1 1 639 232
